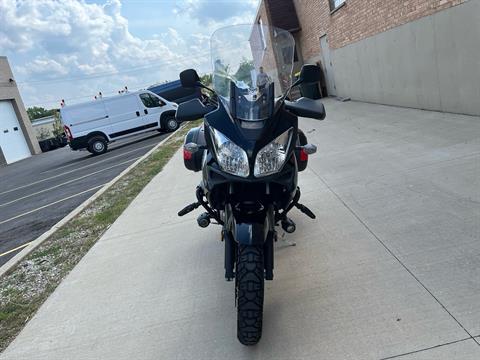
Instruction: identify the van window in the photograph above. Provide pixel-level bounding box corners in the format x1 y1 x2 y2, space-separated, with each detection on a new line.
140 93 165 108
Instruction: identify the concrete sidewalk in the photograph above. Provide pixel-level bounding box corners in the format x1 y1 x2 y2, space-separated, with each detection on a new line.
1 99 479 359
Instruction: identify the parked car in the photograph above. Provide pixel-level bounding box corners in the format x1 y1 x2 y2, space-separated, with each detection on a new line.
60 90 178 155
148 79 202 104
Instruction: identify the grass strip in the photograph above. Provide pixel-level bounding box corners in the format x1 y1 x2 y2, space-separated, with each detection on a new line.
0 121 199 352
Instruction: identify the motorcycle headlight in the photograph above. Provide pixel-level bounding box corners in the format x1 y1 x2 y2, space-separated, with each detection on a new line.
254 128 293 177
211 128 249 177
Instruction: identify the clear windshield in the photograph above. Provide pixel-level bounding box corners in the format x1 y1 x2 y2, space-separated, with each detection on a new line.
211 24 295 121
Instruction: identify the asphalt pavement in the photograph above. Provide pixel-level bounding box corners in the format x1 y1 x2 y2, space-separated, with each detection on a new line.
0 131 168 266
1 99 480 359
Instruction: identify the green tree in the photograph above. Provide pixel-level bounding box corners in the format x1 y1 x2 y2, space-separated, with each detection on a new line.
52 111 64 137
37 127 51 141
234 59 255 86
27 106 56 121
212 61 232 96
199 73 212 87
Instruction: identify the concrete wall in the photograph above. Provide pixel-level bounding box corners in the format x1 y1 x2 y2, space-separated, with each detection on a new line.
0 56 41 155
0 146 6 166
332 0 480 116
32 116 56 140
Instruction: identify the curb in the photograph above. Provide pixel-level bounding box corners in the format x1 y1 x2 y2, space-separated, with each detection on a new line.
0 127 184 279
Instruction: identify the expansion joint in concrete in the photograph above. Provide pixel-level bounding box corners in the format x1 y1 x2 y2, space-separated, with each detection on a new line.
308 166 479 345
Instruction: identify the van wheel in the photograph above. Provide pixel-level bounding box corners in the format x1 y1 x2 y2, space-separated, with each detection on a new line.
87 136 108 155
163 116 179 132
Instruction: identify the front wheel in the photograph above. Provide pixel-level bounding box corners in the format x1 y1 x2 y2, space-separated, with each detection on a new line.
236 245 264 345
163 116 179 132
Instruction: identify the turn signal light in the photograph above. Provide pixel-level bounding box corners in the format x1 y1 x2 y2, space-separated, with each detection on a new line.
183 149 193 160
299 148 308 162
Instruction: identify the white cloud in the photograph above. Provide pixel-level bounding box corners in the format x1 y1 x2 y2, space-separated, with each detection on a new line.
0 0 185 106
167 27 185 46
0 0 259 108
178 0 257 24
25 58 69 76
77 62 117 76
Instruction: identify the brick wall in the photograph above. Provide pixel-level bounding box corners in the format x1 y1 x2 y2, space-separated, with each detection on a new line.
329 0 466 49
289 0 467 62
257 1 268 29
256 2 293 93
291 0 330 61
256 2 282 71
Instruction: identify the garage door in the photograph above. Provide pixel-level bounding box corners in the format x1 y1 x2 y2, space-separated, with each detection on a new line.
0 100 31 164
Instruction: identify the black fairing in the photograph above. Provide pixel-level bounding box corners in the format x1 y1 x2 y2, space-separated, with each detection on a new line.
200 100 299 215
204 100 298 175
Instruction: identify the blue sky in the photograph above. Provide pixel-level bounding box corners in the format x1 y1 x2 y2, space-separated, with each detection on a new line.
0 0 259 109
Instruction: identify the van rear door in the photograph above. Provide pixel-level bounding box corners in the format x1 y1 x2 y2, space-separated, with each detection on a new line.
61 101 109 139
105 94 144 139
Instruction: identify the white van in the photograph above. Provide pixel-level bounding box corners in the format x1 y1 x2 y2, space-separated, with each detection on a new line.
60 90 179 155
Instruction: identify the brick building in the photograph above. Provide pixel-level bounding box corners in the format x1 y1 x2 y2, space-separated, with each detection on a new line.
256 0 480 116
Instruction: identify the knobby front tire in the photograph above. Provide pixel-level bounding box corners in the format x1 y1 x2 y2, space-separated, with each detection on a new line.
236 245 264 345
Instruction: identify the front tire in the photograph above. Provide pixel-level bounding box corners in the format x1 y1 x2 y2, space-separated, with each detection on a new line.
163 116 179 132
236 245 264 345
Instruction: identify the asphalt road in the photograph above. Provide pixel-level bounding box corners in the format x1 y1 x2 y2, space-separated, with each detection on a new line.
0 131 168 267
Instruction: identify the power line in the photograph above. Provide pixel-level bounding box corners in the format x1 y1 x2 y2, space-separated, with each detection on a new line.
24 81 153 108
17 50 211 85
25 69 204 108
22 51 213 107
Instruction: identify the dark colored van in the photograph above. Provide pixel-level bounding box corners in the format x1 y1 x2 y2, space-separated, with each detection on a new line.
148 80 202 104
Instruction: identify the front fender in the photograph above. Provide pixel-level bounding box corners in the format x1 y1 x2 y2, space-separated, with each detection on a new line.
231 207 274 246
233 222 268 246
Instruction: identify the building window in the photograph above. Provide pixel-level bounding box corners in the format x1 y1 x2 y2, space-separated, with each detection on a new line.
280 44 299 64
329 0 346 11
258 18 266 50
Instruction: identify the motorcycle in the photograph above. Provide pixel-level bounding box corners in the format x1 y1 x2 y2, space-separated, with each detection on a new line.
175 24 326 345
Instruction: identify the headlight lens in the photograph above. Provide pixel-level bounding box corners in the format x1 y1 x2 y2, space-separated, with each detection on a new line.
211 128 249 177
254 128 293 177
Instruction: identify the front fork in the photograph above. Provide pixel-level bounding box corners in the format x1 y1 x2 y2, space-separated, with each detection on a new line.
223 204 275 281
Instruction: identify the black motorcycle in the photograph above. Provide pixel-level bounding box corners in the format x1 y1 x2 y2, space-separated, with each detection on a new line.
175 24 326 345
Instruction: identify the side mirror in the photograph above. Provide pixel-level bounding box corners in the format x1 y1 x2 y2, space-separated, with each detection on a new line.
295 64 321 86
180 69 200 88
301 144 317 155
175 98 214 122
284 97 326 120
